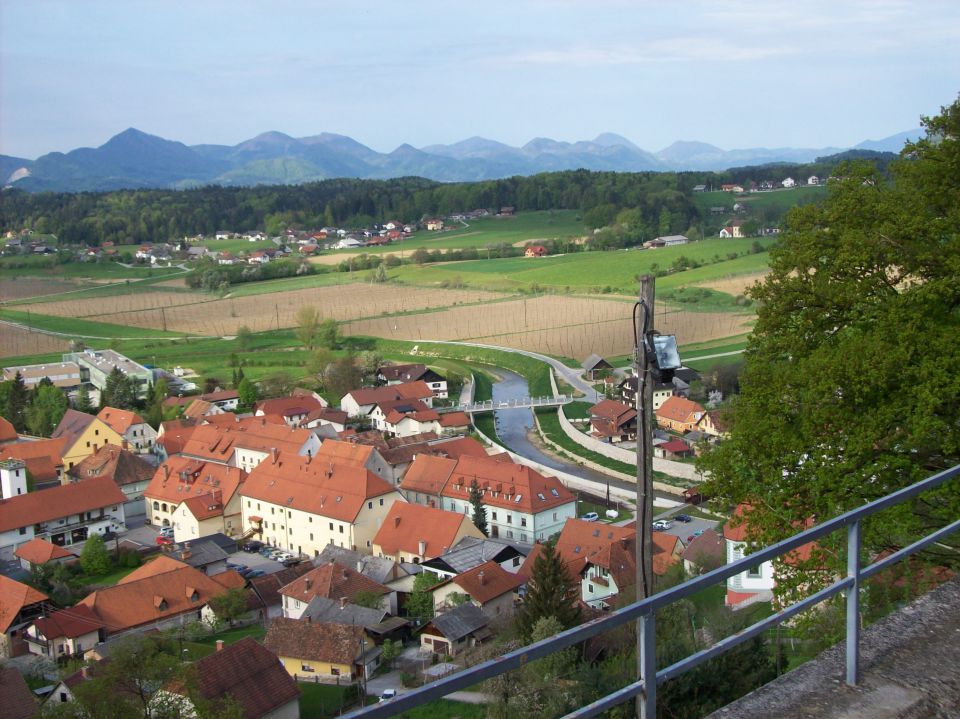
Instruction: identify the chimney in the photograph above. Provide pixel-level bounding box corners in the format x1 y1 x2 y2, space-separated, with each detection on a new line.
305 615 311 623
81 666 90 679
620 537 628 550
271 447 278 464
305 578 312 590
121 439 128 451
216 640 224 652
163 465 170 481
394 516 401 528
478 570 485 585
340 596 348 609
418 540 426 556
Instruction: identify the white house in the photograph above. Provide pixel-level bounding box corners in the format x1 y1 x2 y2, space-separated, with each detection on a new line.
782 177 796 188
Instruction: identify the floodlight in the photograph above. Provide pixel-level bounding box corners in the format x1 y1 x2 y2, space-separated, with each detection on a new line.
646 333 682 382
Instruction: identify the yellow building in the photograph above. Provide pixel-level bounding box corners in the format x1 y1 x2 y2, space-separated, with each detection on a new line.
52 409 124 470
264 617 378 682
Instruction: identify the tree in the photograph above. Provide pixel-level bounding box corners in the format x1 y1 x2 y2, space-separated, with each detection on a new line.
306 347 334 387
373 263 388 283
351 590 384 609
74 383 94 413
381 638 401 670
699 98 960 595
235 325 252 351
80 534 111 577
357 351 382 381
102 367 138 410
295 305 321 349
325 355 362 400
406 570 438 623
206 587 249 627
517 542 580 640
317 318 341 349
25 383 69 436
4 371 29 432
237 377 258 407
469 479 488 536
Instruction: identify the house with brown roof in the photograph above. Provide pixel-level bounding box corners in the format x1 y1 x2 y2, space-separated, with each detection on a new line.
300 407 348 432
76 555 242 639
654 439 694 459
67 443 154 518
697 409 730 438
24 604 103 659
372 503 483 564
144 456 246 537
240 451 404 559
199 388 240 411
340 381 434 418
419 601 491 657
255 394 327 427
96 407 157 454
180 420 321 472
376 364 448 399
588 399 638 443
183 399 224 420
0 465 126 556
279 562 392 619
581 354 613 380
402 454 576 543
52 409 124 471
655 395 707 434
524 244 548 257
0 417 17 446
682 528 725 574
162 637 300 719
0 575 48 658
0 438 68 488
313 439 392 482
0 666 37 719
431 560 523 618
248 562 316 619
265 616 378 683
14 538 77 571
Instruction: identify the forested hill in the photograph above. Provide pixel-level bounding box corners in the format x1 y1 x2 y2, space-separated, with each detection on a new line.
0 171 697 246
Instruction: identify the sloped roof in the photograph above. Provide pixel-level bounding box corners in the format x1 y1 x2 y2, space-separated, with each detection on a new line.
681 528 724 566
180 421 314 462
68 443 154 487
443 454 574 514
248 562 316 609
0 666 37 719
0 475 126 533
373 503 480 559
344 381 433 408
145 456 246 506
315 546 407 586
589 399 636 422
301 596 387 627
177 637 299 718
96 407 145 434
581 354 612 371
51 408 96 444
377 364 430 382
30 604 103 640
656 395 706 423
241 451 397 523
423 602 488 642
313 439 377 467
0 416 16 443
0 575 49 633
14 537 76 565
279 562 389 603
450 560 524 604
438 412 470 428
255 395 324 418
265 617 366 666
399 454 457 496
422 536 525 575
0 438 69 483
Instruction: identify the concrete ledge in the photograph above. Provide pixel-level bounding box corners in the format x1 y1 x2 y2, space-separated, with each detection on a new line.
706 575 960 719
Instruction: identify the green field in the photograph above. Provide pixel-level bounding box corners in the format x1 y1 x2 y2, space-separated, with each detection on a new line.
386 237 774 293
0 308 189 339
0 256 182 280
692 186 827 217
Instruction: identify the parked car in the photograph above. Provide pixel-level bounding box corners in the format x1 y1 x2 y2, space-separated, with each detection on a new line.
273 552 294 562
159 527 175 538
226 562 246 571
674 514 692 523
281 557 303 568
242 541 263 553
581 512 599 522
246 569 266 578
652 520 673 531
258 546 275 557
379 690 397 702
156 536 174 545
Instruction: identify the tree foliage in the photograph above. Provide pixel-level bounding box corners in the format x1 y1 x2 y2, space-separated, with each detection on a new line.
80 534 112 576
2 371 29 432
207 587 249 627
25 382 69 436
101 367 139 410
236 377 258 407
468 479 488 537
699 97 960 591
517 542 580 641
294 305 321 349
406 570 439 623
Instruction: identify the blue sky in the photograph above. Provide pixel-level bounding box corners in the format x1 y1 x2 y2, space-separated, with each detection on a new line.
2 0 958 159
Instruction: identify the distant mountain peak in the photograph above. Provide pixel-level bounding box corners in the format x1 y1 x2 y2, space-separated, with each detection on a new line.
592 132 639 150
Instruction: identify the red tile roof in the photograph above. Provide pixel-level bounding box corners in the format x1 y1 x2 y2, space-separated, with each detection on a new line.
589 399 636 422
14 538 76 565
373 503 479 559
399 454 457 497
345 381 433 408
0 476 125 534
181 420 315 461
0 666 37 719
0 575 49 633
656 395 706 424
255 395 324 418
145 456 246 506
313 439 377 467
0 438 68 484
96 407 145 435
68 443 154 487
279 562 389 603
450 560 524 604
30 604 102 640
443 455 575 513
265 617 367 666
0 417 16 443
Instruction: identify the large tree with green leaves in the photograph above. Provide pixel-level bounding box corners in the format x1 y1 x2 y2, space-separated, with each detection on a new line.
468 479 488 537
101 366 139 410
699 98 960 590
25 381 69 436
517 542 580 641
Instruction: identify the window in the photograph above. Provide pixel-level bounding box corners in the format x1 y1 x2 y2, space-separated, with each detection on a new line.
329 522 334 530
492 512 498 521
288 510 292 518
339 525 344 533
520 517 527 527
368 501 373 509
506 515 512 524
588 584 594 593
309 533 314 541
309 516 313 523
272 523 276 530
553 512 558 521
247 501 251 508
301 663 315 673
379 498 384 506
153 501 160 510
507 530 514 538
271 507 275 515
512 557 520 567
747 566 763 579
19 527 26 535
331 668 340 676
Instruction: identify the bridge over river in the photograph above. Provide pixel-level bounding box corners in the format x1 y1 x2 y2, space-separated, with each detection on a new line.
443 394 574 413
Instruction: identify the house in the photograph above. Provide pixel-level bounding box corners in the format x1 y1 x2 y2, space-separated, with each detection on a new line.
0 462 126 555
654 439 694 459
723 505 775 607
0 438 68 488
692 184 707 192
697 410 730 438
2 362 81 390
782 177 796 188
199 389 240 411
656 395 707 434
24 604 103 659
0 575 49 658
654 235 689 246
0 417 16 446
279 562 391 619
144 456 246 536
421 536 528 579
248 563 317 619
67 443 154 519
76 555 242 639
682 529 725 575
64 349 152 401
807 175 819 186
179 419 321 472
431 560 523 618
588 399 637 443
419 601 491 656
299 407 348 432
720 184 744 193
240 451 404 558
581 354 613 380
14 538 77 572
0 666 37 719
266 617 378 683
51 409 124 471
372 503 484 564
255 394 327 428
316 546 415 592
376 364 448 398
499 206 515 216
524 245 547 257
312 439 392 483
425 219 444 231
300 596 388 628
162 637 299 719
340 381 434 418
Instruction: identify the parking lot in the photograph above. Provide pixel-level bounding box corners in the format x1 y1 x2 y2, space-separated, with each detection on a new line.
654 506 721 544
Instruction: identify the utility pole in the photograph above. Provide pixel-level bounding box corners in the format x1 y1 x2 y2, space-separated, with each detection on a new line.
635 274 655 718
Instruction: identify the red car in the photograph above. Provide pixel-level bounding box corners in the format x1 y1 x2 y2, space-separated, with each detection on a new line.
155 535 174 545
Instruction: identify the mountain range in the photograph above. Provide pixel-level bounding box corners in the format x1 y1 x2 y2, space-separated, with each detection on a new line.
1 128 921 193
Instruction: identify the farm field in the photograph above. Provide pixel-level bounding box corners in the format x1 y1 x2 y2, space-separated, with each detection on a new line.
691 186 827 215
0 322 71 357
0 256 183 281
0 277 83 301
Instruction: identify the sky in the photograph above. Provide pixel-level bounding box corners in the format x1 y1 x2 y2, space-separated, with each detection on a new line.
2 0 958 159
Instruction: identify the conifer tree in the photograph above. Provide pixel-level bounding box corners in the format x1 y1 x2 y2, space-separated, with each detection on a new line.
469 479 488 536
517 542 580 640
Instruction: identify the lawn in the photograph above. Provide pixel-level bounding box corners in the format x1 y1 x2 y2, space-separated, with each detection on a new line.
535 408 638 477
0 257 182 280
298 682 363 718
392 699 487 719
73 564 139 587
0 308 189 339
193 624 267 646
691 186 827 216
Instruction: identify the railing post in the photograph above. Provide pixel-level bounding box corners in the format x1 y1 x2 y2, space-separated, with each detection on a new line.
846 520 861 685
638 609 656 719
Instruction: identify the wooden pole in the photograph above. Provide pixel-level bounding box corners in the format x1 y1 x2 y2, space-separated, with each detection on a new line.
636 274 656 718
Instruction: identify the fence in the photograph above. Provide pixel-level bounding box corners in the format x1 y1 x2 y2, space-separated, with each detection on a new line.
343 463 960 719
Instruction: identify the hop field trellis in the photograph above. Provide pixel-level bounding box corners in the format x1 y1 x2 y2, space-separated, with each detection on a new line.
0 323 70 356
344 294 752 359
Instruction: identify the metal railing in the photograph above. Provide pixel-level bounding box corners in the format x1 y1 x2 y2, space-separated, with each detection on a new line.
447 394 574 413
344 464 960 719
